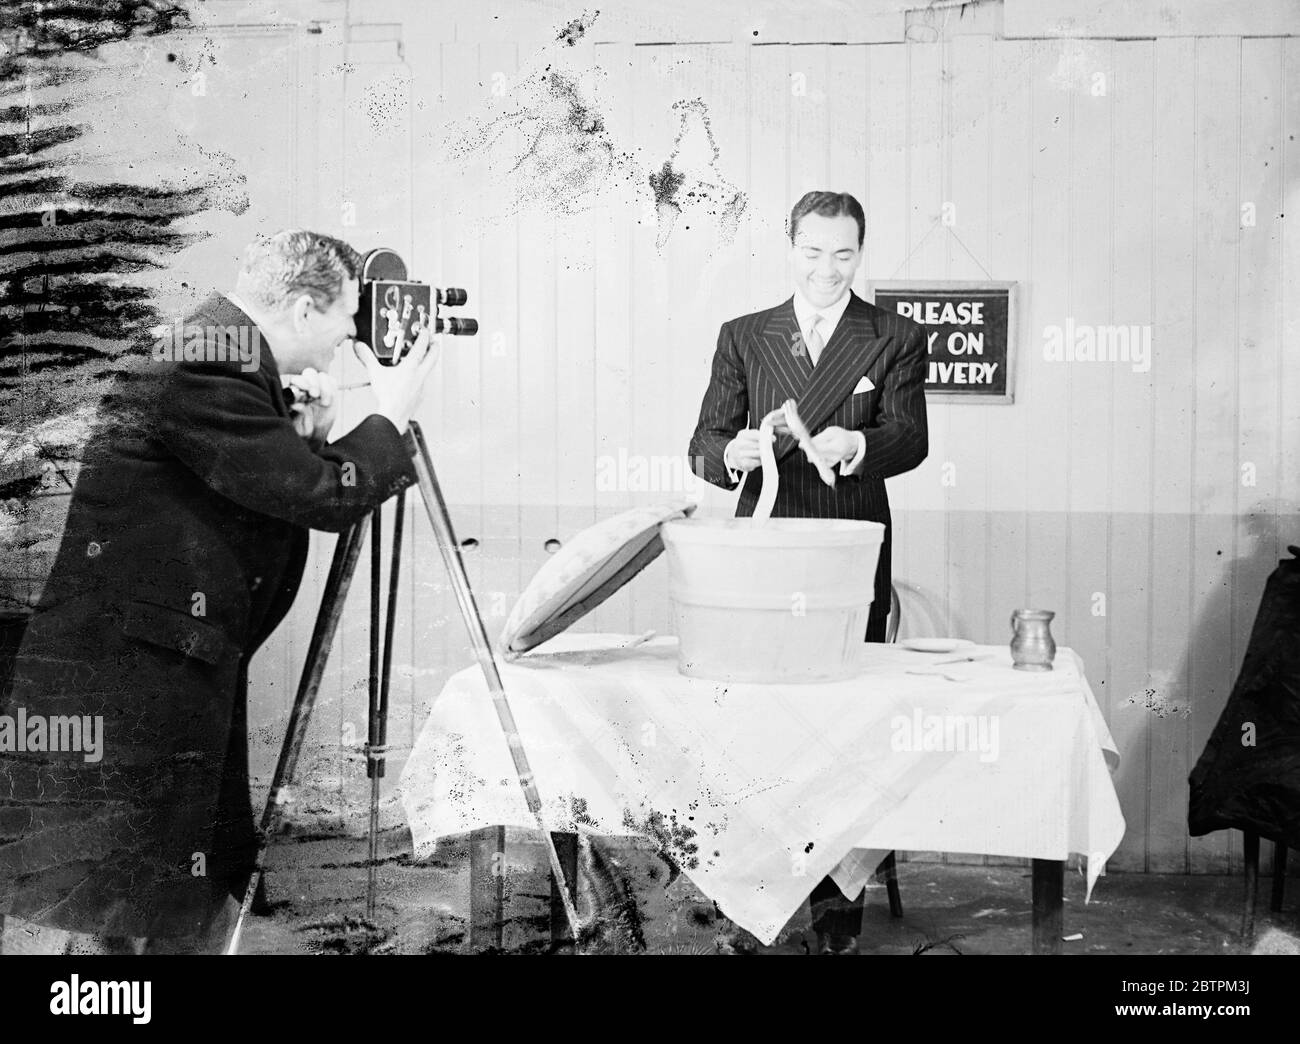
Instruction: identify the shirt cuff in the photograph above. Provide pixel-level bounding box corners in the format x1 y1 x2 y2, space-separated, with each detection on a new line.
723 439 743 486
838 430 867 476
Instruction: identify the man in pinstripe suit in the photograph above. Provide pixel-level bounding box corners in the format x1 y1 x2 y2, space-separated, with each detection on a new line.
688 191 928 953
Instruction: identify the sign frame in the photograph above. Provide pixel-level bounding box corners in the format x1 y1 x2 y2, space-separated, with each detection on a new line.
867 280 1018 405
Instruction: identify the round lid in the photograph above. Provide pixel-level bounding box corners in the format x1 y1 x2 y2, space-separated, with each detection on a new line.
500 498 697 657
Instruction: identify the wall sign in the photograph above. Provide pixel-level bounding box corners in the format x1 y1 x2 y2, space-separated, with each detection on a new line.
869 281 1017 403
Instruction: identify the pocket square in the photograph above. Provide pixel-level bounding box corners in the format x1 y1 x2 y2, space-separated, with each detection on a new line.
852 376 875 394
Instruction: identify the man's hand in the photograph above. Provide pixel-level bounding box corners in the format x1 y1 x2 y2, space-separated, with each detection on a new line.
810 426 860 467
354 323 440 434
724 428 774 473
285 368 339 442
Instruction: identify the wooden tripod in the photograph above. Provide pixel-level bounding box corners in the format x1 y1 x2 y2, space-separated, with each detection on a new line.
224 421 581 954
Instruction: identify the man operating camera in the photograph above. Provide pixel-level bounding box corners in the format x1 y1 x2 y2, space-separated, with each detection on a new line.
0 230 436 954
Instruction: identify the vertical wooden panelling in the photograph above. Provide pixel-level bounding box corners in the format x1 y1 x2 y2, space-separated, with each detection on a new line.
407 0 456 761
1285 41 1300 528
1105 40 1156 871
515 70 559 634
790 44 829 195
1065 40 1113 726
902 45 949 650
869 48 912 615
673 42 751 527
905 43 952 864
551 216 600 596
935 34 991 866
636 44 693 637
1283 44 1300 875
985 39 1032 654
943 35 993 645
984 36 1035 868
436 40 486 685
661 45 705 486
627 45 675 636
864 44 908 292
695 40 753 440
996 38 1068 874
395 40 469 773
749 47 791 308
589 41 635 634
1024 39 1071 634
944 35 997 867
555 41 600 608
828 45 869 297
477 41 523 650
1232 37 1286 874
1283 41 1300 903
1147 37 1198 873
1188 38 1241 875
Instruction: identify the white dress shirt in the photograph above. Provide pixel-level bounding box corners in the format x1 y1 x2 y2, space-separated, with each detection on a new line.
791 285 852 365
724 287 868 483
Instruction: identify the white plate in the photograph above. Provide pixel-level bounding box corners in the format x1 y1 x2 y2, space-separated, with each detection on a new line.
899 638 975 654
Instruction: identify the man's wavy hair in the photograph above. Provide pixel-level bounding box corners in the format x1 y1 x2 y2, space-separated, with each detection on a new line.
788 191 866 248
239 230 362 312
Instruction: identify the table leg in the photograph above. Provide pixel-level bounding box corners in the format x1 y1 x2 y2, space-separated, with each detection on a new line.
469 827 579 951
1242 830 1260 939
549 832 579 946
469 825 506 950
877 851 903 918
1031 859 1064 955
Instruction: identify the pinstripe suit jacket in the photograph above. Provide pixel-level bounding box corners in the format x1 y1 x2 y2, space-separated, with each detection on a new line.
688 291 929 522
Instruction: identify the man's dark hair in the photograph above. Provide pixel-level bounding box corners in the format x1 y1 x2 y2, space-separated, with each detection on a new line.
240 229 362 311
788 191 866 248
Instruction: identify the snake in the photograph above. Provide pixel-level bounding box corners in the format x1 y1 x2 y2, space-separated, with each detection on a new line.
752 411 780 521
750 400 836 523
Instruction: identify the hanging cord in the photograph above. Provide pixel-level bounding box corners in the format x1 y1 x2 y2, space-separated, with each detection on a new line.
888 218 995 281
947 226 995 280
888 219 941 280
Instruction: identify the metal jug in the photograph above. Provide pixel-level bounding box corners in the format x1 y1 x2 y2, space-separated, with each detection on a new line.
1010 609 1056 671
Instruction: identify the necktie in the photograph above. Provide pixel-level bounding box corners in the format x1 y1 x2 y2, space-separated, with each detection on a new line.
807 314 826 367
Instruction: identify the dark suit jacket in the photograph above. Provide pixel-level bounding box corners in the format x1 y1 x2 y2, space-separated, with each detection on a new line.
688 292 928 636
0 293 415 940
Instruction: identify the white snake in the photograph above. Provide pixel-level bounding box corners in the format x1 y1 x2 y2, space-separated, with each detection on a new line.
751 400 836 522
752 411 780 521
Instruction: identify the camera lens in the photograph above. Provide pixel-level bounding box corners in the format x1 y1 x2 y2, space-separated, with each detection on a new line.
434 317 478 335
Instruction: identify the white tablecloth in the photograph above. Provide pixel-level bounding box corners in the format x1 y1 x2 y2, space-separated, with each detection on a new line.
398 634 1125 945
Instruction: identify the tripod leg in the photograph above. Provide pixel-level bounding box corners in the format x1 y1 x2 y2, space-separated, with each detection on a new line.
549 831 579 947
406 422 583 940
365 493 405 920
366 504 383 920
225 519 371 955
379 492 406 762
